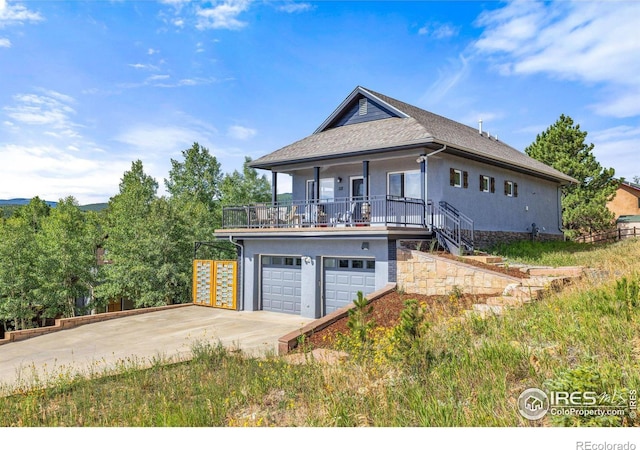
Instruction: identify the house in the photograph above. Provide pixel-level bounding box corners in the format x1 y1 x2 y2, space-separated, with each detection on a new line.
214 86 575 319
607 180 640 219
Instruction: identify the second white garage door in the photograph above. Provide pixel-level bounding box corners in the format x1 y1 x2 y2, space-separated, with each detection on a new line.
261 256 302 314
324 258 376 315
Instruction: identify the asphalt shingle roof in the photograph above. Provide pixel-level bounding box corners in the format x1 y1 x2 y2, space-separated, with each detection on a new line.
250 86 576 184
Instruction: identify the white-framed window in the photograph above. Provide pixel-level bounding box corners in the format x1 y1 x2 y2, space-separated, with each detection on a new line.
306 178 334 201
480 175 495 193
449 168 468 188
504 180 518 197
387 170 421 198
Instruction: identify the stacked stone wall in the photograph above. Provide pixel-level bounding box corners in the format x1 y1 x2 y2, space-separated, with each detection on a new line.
396 249 521 296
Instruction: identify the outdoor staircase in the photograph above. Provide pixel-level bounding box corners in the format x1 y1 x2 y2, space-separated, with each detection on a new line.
432 201 474 256
464 259 585 318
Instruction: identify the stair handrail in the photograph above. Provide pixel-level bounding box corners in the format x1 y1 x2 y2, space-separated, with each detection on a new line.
434 201 474 255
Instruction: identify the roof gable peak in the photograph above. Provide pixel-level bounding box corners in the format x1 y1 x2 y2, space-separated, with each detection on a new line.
314 86 409 134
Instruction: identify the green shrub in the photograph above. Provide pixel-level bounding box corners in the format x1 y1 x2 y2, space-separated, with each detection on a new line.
346 291 375 345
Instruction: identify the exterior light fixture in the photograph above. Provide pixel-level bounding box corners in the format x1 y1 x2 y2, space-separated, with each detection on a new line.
361 241 369 251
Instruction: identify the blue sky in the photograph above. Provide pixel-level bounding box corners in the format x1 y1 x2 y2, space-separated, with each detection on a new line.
1 0 639 204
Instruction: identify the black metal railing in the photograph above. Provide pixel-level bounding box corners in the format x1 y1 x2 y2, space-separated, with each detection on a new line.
222 195 427 229
430 201 474 255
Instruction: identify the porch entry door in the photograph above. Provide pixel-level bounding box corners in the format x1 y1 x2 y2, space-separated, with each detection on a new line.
350 177 366 223
351 177 364 199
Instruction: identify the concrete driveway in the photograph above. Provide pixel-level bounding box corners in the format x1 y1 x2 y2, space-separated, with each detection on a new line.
0 305 312 393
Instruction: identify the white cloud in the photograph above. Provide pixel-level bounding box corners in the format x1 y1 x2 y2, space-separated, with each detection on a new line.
474 0 640 118
147 74 171 81
227 125 256 140
590 125 640 180
460 111 503 130
0 143 130 204
277 2 313 14
0 89 134 203
3 91 78 134
418 22 458 39
159 0 190 5
153 77 218 88
196 0 251 30
129 63 159 71
420 54 470 106
0 1 43 27
148 48 159 55
0 37 9 47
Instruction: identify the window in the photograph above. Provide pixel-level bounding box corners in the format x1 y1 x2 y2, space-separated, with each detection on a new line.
504 180 518 197
306 178 334 201
325 258 336 268
388 170 421 198
449 168 468 188
325 258 375 270
480 175 495 193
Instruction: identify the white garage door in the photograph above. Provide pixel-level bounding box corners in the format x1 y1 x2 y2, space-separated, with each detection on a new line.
261 256 302 314
324 258 376 315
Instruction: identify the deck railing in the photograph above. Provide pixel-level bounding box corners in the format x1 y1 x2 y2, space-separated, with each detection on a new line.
222 195 427 229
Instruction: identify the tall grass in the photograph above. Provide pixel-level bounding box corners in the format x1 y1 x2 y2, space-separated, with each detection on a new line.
1 240 639 426
491 238 640 271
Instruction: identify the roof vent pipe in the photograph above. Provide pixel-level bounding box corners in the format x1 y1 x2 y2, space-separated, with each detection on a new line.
478 119 483 135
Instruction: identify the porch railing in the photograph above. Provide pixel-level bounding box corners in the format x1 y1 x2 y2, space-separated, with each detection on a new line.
222 195 427 229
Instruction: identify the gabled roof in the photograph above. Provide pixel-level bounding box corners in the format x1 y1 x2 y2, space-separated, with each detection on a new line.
618 180 640 194
250 86 577 184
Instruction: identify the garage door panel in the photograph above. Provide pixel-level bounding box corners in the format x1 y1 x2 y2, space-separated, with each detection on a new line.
335 274 350 284
324 258 376 315
262 260 302 315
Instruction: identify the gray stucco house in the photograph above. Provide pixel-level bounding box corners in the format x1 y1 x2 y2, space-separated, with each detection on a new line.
215 86 575 319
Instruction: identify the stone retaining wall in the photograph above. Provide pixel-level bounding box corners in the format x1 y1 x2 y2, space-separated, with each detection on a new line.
396 249 521 296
